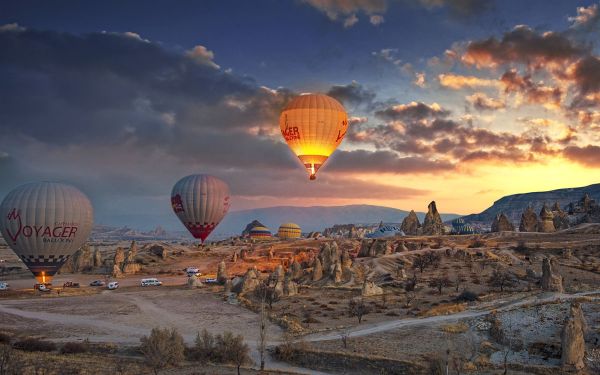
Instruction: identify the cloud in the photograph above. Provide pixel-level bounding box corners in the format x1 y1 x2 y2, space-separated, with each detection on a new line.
0 26 445 227
415 0 494 17
568 4 600 30
326 81 378 110
185 45 220 69
500 69 562 109
413 72 427 88
438 73 499 89
0 23 25 32
563 145 600 167
462 25 586 69
327 149 454 174
466 92 505 111
369 14 385 25
374 101 449 122
301 0 386 27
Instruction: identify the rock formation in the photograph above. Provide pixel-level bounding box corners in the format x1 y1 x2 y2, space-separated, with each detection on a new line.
62 244 95 273
121 241 141 274
519 206 538 232
114 247 125 265
400 210 421 235
93 248 103 268
491 213 515 232
561 303 586 371
340 249 352 269
232 268 260 294
187 275 203 288
333 262 343 283
217 260 228 284
149 245 167 259
551 202 570 231
537 204 556 233
422 201 444 235
312 258 323 281
290 259 303 280
541 257 563 292
358 239 391 257
361 280 384 296
283 273 298 296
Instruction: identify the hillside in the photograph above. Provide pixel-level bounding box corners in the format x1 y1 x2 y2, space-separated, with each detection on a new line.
216 204 460 236
461 183 600 224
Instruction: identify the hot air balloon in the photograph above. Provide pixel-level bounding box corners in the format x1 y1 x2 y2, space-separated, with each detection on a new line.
0 182 94 284
277 223 301 239
248 226 272 240
280 93 348 180
171 174 230 244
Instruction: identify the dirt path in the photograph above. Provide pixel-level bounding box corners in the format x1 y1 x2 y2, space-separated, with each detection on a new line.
301 290 600 343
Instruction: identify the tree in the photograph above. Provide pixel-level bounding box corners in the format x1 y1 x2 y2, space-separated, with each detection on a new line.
412 255 427 273
348 298 370 324
487 268 517 292
428 276 452 295
216 332 250 375
404 291 416 308
254 279 280 309
454 273 465 292
140 327 185 375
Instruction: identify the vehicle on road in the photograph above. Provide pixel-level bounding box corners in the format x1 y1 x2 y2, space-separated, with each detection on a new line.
141 278 162 287
35 283 52 292
89 280 105 287
0 282 8 291
63 281 80 288
186 267 201 277
204 277 218 284
107 281 119 290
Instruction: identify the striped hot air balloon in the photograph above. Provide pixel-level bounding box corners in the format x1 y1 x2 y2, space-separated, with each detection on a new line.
280 94 348 180
277 223 301 239
249 226 272 240
0 182 94 284
171 174 230 243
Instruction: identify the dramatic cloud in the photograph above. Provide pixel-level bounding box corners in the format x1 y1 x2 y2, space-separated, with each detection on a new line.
500 69 562 109
466 92 505 111
563 145 600 167
326 81 378 110
0 26 424 226
438 73 499 89
351 101 564 166
462 25 586 69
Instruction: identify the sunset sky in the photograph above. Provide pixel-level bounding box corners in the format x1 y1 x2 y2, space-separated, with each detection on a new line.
0 0 599 229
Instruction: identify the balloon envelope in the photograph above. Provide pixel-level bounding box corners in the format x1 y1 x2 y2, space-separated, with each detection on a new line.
280 94 348 180
0 182 94 284
278 223 301 239
171 174 230 243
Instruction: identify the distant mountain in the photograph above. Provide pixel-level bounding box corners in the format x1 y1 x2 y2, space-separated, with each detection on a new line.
215 204 460 236
461 183 600 224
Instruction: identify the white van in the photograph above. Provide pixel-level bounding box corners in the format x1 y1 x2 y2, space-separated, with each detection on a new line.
141 278 162 287
186 267 201 277
107 281 119 290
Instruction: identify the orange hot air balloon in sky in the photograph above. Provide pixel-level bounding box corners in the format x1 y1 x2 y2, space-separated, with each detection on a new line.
280 94 348 180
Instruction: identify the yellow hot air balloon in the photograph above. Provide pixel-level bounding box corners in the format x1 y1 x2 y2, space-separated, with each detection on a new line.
280 94 348 180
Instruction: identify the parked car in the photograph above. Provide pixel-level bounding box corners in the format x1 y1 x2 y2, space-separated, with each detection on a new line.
63 281 80 288
107 281 119 290
35 283 52 292
186 267 201 277
89 280 105 287
0 282 8 291
140 278 162 287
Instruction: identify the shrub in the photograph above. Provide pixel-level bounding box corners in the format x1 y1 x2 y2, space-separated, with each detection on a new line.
428 357 445 375
441 322 468 334
140 327 185 375
192 329 216 362
13 337 56 352
455 290 479 302
60 341 89 354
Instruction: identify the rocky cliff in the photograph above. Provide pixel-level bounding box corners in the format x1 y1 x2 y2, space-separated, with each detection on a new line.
462 183 600 224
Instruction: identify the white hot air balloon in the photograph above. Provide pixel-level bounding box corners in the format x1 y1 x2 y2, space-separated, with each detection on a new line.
0 182 94 284
171 174 230 243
